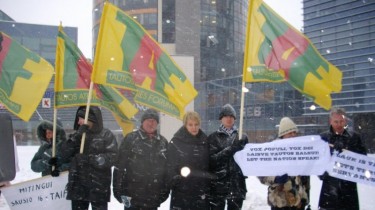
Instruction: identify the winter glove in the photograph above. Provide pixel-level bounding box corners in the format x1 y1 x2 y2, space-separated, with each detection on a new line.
51 169 60 177
319 171 330 181
305 204 311 210
274 173 288 184
239 134 249 147
77 124 90 135
69 124 89 143
48 157 58 166
159 189 170 204
334 140 344 153
121 196 131 208
113 190 123 203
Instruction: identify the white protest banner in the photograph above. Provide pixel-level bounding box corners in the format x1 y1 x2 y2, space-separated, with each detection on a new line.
328 150 375 186
234 135 331 176
1 171 70 210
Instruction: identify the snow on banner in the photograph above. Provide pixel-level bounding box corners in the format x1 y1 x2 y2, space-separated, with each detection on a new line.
1 172 69 210
234 135 331 176
328 150 375 186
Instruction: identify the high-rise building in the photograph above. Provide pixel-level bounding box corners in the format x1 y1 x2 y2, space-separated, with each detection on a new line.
92 1 375 151
303 0 375 151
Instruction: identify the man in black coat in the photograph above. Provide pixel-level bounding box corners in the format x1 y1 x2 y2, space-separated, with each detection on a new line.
207 104 248 210
62 106 118 210
113 108 169 210
318 107 367 210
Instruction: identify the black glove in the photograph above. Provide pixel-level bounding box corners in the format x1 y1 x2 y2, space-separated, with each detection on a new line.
239 134 249 147
231 138 246 153
319 171 330 181
113 190 123 203
77 124 90 135
274 173 288 184
334 140 344 153
51 169 60 177
48 157 58 166
305 204 312 210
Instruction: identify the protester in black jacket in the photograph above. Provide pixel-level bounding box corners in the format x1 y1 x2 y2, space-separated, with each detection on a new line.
113 108 169 210
62 106 118 210
167 111 212 210
318 107 367 210
31 120 68 177
208 104 248 210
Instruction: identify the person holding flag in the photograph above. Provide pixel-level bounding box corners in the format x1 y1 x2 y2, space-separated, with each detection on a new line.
207 104 248 210
31 119 68 177
61 106 118 210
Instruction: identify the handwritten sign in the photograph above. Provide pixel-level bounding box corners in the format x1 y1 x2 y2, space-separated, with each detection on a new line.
1 172 70 210
234 135 331 176
328 150 375 186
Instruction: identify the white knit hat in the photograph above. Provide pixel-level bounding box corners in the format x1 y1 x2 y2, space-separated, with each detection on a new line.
278 117 298 138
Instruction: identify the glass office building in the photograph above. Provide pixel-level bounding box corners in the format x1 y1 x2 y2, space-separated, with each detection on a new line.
95 1 374 151
302 0 375 152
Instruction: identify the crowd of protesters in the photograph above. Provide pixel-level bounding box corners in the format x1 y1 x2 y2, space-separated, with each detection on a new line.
16 105 367 210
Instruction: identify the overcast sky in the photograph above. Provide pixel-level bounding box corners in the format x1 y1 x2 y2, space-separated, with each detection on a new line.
1 0 302 60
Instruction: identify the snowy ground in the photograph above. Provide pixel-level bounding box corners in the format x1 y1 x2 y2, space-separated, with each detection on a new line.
1 146 374 210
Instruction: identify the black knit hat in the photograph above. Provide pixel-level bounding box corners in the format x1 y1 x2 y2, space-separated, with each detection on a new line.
141 108 159 123
219 104 236 120
77 107 97 123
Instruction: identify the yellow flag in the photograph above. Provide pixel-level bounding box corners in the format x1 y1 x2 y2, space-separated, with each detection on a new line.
243 0 342 110
0 32 53 121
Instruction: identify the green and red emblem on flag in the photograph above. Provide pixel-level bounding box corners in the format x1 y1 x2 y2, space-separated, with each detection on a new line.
0 32 54 121
93 2 197 119
243 0 342 110
55 25 138 120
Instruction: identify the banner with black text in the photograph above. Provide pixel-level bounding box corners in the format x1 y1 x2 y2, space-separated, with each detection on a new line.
1 171 70 210
328 150 375 186
234 135 331 176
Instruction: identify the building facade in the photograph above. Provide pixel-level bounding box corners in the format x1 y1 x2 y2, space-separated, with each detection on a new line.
0 12 79 145
97 0 375 152
302 0 375 152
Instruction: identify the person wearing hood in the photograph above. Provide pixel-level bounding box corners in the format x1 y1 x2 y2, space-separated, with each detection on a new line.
113 108 169 210
258 117 310 210
61 106 118 210
31 119 68 177
167 111 212 210
318 107 366 210
207 104 248 210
